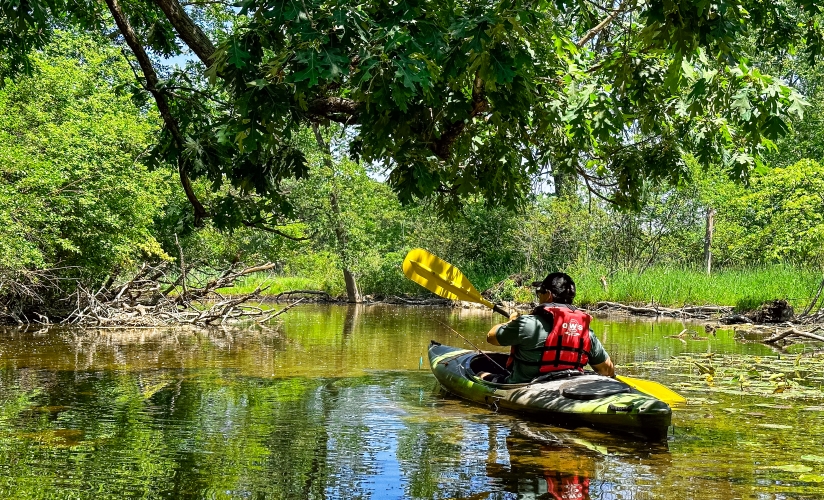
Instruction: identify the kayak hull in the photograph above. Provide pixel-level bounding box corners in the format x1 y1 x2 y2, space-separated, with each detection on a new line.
428 341 672 440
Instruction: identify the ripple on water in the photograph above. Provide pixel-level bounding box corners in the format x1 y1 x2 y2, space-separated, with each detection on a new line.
0 308 822 498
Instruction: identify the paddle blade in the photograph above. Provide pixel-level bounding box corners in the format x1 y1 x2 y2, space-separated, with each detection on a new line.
403 248 493 308
617 375 687 406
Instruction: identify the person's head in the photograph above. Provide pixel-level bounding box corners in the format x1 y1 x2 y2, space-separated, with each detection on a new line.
531 272 576 304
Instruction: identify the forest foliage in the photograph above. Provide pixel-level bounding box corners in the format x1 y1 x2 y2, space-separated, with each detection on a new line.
0 24 823 317
0 0 819 227
0 34 169 305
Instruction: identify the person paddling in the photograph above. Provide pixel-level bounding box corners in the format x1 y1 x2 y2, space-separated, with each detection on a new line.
485 272 614 383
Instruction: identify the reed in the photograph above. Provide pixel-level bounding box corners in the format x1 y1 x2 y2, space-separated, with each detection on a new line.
570 264 821 311
218 276 327 296
220 264 821 312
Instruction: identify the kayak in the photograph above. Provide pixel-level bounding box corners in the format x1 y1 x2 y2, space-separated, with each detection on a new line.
428 341 672 440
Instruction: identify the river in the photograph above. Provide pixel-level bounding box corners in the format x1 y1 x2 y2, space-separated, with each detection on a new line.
0 304 822 499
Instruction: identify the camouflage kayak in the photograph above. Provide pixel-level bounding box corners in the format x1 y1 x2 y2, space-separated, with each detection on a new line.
428 341 672 440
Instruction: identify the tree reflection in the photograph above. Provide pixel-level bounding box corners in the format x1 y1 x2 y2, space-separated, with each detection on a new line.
0 323 675 499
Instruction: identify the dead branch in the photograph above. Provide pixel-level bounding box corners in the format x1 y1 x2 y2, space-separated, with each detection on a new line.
258 297 307 322
57 261 289 328
801 276 824 318
762 324 824 344
589 301 733 319
273 290 332 301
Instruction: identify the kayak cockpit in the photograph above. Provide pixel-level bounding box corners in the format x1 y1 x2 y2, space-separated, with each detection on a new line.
464 349 591 387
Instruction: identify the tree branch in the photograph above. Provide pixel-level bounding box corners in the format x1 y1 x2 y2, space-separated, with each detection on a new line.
432 72 489 160
242 221 312 241
307 97 362 122
152 0 217 63
105 0 209 223
577 0 630 48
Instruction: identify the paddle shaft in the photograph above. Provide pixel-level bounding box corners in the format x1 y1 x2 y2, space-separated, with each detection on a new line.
492 304 510 318
437 321 511 376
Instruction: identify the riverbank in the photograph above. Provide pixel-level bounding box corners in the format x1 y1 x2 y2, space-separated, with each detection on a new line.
219 265 822 313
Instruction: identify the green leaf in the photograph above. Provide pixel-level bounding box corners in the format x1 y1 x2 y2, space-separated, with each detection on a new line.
292 51 322 86
227 40 251 69
762 116 790 140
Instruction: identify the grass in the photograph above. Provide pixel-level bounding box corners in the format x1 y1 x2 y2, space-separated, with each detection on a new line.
219 264 822 312
570 264 821 311
218 275 333 297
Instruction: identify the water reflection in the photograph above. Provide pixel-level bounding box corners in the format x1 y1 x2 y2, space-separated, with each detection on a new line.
0 305 821 499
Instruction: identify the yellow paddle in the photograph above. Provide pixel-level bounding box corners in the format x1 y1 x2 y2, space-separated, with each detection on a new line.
615 376 686 405
403 248 687 406
402 248 511 317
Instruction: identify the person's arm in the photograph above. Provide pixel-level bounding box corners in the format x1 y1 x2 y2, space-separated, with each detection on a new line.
486 312 521 346
591 356 615 377
587 329 615 377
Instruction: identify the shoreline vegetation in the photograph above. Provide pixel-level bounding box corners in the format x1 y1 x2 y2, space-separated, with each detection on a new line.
219 264 822 313
4 35 824 339
3 258 824 349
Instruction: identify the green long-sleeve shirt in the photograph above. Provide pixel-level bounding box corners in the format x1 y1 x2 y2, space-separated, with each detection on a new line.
495 313 608 384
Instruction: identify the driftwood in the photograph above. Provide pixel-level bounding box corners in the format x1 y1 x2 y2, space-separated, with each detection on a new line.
763 327 824 343
589 301 733 319
56 261 298 327
718 299 795 325
720 314 753 325
800 312 824 325
273 289 332 301
735 322 824 345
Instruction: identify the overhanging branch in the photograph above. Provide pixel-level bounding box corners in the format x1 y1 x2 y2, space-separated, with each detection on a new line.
105 0 209 223
432 71 489 160
152 0 217 63
577 0 630 48
243 222 313 241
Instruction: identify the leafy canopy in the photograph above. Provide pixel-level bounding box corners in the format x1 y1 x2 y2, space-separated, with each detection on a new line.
0 32 170 281
0 0 818 222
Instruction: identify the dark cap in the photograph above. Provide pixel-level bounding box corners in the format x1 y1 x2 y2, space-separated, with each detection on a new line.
531 272 576 304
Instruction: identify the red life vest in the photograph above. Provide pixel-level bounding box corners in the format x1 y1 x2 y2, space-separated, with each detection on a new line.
545 473 590 500
506 304 592 373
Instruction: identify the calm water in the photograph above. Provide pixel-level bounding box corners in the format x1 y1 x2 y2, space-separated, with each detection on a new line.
0 304 823 499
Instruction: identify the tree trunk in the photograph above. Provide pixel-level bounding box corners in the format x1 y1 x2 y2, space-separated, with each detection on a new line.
312 123 361 303
704 208 715 275
552 169 577 197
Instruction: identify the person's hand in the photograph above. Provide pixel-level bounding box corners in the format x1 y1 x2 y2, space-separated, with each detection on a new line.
509 311 520 321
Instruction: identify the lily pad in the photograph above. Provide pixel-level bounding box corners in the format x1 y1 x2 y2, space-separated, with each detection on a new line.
801 455 824 463
799 474 824 482
770 464 813 473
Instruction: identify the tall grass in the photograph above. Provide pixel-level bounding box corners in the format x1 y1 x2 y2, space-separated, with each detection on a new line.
219 275 332 296
570 264 821 310
220 263 821 312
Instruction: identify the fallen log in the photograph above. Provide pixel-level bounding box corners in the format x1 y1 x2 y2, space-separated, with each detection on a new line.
590 301 732 319
387 296 450 305
762 325 824 344
273 290 332 300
